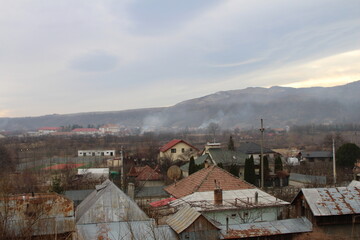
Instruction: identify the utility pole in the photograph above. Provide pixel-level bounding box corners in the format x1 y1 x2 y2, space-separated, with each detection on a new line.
120 146 124 190
333 138 337 185
260 119 265 189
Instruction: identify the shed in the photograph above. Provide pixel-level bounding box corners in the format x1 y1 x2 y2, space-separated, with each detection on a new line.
167 205 219 240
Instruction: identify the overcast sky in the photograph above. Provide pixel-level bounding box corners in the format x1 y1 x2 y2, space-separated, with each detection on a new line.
1 0 360 117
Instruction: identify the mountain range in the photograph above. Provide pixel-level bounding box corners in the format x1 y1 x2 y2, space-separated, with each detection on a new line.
1 81 360 131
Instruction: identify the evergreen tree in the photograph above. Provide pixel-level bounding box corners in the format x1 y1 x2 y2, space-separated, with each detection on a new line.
336 143 360 168
228 136 235 151
50 176 64 194
189 156 196 175
244 155 256 184
229 164 239 177
260 155 270 179
274 156 283 173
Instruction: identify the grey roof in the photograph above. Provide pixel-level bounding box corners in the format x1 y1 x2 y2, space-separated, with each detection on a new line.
219 217 312 239
76 179 149 224
301 151 332 158
166 205 201 234
289 173 327 185
135 186 169 198
296 187 360 216
208 149 247 166
237 142 275 155
180 154 211 171
77 220 178 240
64 189 93 202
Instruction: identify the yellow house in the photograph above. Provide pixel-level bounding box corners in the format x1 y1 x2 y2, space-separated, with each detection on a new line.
159 139 198 162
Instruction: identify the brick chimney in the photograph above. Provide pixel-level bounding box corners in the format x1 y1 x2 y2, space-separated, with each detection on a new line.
214 180 223 205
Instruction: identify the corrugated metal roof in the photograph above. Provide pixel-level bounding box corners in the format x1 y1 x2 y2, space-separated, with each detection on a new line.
301 187 360 216
349 180 360 188
64 189 93 202
237 142 275 155
77 220 178 240
76 179 149 224
135 186 169 198
0 193 75 237
166 205 201 234
301 151 332 158
170 189 289 212
289 173 327 185
220 217 312 239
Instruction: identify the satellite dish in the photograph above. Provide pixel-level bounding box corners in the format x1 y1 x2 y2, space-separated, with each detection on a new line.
167 165 182 182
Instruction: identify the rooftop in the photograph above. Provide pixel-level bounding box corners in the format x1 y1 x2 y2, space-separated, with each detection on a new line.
164 165 255 198
292 187 360 216
170 189 289 212
237 142 275 155
159 139 198 152
220 217 312 239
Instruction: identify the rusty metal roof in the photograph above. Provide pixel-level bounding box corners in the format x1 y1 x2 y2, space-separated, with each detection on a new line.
166 205 201 234
300 187 360 216
0 193 75 237
220 217 312 239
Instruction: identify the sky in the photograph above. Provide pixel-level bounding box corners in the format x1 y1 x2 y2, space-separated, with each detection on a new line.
1 0 360 117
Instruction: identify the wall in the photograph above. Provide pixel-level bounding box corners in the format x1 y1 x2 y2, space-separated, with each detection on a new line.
159 142 196 161
203 206 283 225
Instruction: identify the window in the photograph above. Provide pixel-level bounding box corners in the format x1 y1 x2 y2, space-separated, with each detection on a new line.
182 148 185 153
171 148 176 153
190 148 193 152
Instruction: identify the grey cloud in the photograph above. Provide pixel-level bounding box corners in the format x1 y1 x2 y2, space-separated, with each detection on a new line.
70 51 118 72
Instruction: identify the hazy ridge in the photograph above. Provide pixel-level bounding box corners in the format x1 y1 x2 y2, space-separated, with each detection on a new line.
1 81 360 131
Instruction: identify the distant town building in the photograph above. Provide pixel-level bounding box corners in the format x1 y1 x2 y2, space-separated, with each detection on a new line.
72 128 99 135
99 124 120 134
37 127 61 135
78 149 115 157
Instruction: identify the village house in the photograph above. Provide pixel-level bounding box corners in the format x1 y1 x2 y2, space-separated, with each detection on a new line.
292 186 360 238
237 142 278 161
37 126 61 135
99 123 120 135
164 165 255 199
0 193 75 239
181 148 250 179
159 139 199 162
159 165 312 239
76 179 177 240
71 128 99 135
78 149 116 157
299 151 333 163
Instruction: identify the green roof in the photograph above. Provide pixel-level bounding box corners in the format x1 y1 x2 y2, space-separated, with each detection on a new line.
180 154 211 171
208 148 247 166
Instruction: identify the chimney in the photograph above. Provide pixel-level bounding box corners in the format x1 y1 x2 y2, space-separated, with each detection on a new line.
127 182 135 199
214 180 223 205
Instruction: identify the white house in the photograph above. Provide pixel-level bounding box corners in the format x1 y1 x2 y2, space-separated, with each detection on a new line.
78 149 116 157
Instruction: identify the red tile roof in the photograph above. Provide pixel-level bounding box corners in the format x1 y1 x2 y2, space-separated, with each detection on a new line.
72 128 99 132
128 165 163 181
128 166 148 177
135 165 163 181
38 127 61 131
164 165 255 198
159 139 198 152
